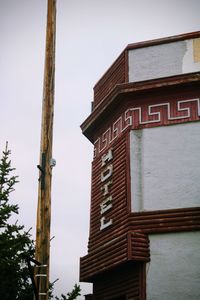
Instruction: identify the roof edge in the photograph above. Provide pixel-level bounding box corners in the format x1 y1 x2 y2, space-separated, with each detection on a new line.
93 31 200 90
81 72 200 143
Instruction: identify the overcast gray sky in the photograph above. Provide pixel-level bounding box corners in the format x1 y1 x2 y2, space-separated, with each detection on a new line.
0 0 200 298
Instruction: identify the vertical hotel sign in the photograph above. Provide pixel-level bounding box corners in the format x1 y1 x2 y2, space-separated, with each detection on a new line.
100 149 113 230
80 32 200 291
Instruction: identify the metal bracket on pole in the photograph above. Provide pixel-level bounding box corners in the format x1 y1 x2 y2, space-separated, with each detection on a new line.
37 153 46 190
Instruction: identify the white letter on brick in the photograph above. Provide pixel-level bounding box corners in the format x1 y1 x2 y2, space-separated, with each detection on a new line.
100 196 112 214
100 216 113 230
101 149 113 167
101 165 113 182
101 180 112 196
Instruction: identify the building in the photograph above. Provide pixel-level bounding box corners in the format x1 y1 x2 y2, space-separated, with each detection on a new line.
80 31 200 300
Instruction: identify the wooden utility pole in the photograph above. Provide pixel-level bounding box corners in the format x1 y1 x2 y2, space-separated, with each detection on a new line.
35 1 56 299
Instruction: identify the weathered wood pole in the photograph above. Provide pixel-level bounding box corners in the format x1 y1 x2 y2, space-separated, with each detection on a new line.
35 1 56 299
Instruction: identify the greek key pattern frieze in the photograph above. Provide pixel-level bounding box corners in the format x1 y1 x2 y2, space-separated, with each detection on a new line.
94 98 200 157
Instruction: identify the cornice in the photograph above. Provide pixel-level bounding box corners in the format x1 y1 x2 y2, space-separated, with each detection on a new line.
81 72 200 143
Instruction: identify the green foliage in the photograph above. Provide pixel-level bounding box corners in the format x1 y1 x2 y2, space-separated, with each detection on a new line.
55 284 81 300
0 144 81 300
0 144 34 300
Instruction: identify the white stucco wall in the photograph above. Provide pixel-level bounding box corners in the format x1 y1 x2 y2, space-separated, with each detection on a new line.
130 122 200 211
128 38 200 83
147 232 200 300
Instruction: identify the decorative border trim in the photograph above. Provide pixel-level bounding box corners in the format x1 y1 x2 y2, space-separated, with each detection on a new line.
94 98 200 157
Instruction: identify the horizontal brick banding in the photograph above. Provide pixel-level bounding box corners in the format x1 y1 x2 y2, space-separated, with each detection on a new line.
80 232 149 282
80 234 128 281
82 129 200 280
88 134 129 252
93 52 126 108
80 208 200 281
93 262 141 300
128 207 200 233
128 232 150 262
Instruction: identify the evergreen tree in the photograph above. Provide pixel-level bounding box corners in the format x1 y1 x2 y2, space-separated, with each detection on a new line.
0 143 34 300
0 144 34 300
0 144 81 300
54 284 81 300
